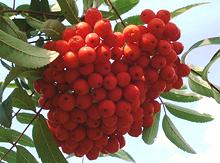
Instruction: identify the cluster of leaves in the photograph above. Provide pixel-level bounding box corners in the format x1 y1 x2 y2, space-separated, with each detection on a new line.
0 0 219 162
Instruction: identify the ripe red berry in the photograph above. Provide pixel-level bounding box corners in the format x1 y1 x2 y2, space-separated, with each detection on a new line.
98 100 116 117
157 40 172 55
58 93 75 111
172 41 184 54
156 10 171 24
140 9 156 24
94 61 111 76
44 41 55 50
103 74 117 90
102 115 118 127
85 8 103 27
104 136 120 153
96 45 112 63
68 35 85 52
163 22 180 41
72 79 89 95
150 55 167 69
54 40 70 55
116 100 131 117
87 128 103 140
78 46 96 64
79 63 94 76
147 18 165 37
88 73 103 88
71 127 86 142
54 110 69 124
94 19 112 38
92 88 107 102
75 22 92 38
62 27 76 41
143 116 154 128
85 33 100 48
111 47 123 61
112 61 128 74
64 69 79 83
63 51 79 69
71 109 87 123
55 127 69 141
123 25 141 43
108 87 122 101
140 33 158 52
160 65 176 81
177 63 191 77
116 72 131 87
87 105 101 120
123 43 141 61
144 68 159 84
129 65 144 81
76 95 92 109
123 84 140 102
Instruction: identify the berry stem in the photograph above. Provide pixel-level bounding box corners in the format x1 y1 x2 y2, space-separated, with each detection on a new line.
105 0 126 27
0 107 43 161
159 97 167 115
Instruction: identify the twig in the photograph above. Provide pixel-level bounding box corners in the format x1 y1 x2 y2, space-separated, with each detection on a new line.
159 97 167 115
105 0 126 27
0 107 42 161
12 0 16 10
0 9 63 17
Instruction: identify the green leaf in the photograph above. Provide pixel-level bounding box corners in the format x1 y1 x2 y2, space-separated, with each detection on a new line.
83 0 93 12
0 82 17 88
182 37 220 63
0 2 12 17
0 126 34 147
108 150 135 163
202 49 220 81
16 146 38 163
29 0 50 20
188 73 213 97
0 16 27 41
41 19 65 39
0 66 42 100
171 2 209 18
57 0 79 24
25 16 43 30
0 147 16 163
160 89 202 102
114 15 143 32
142 111 161 144
33 115 67 163
162 115 196 154
16 113 35 124
104 0 139 20
16 4 30 11
1 59 12 70
212 87 220 104
0 96 12 128
0 30 59 68
165 102 213 123
11 88 35 111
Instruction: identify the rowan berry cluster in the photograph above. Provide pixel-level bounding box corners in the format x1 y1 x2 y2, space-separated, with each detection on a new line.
34 8 190 160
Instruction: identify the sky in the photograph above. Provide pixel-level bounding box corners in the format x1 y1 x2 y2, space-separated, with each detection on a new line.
0 0 220 163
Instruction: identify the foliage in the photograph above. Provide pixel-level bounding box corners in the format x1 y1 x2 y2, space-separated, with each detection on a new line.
0 0 219 163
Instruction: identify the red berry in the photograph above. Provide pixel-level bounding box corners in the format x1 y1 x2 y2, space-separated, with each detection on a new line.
88 73 103 88
76 95 92 110
177 64 191 77
160 65 176 81
55 127 69 141
123 25 141 43
172 41 184 54
62 27 76 41
140 33 158 52
78 46 96 64
123 84 140 102
163 22 180 41
123 43 141 61
158 40 172 55
140 9 156 24
116 100 131 117
95 61 111 76
64 69 79 83
104 136 120 153
116 72 131 87
58 93 75 111
98 100 116 117
103 74 117 90
156 10 171 24
63 51 79 69
68 35 85 52
129 65 144 81
96 45 112 63
75 22 92 38
92 88 107 102
150 55 167 69
79 63 94 76
148 18 165 38
108 87 122 101
72 79 89 95
54 40 70 55
85 33 100 48
144 68 159 84
94 19 112 38
87 128 103 140
71 127 86 142
71 109 87 123
85 8 103 27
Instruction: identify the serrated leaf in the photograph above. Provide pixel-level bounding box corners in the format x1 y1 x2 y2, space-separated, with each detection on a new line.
114 15 143 32
182 37 220 63
202 49 220 81
33 115 67 163
57 0 79 24
165 102 213 123
0 30 59 68
0 126 34 147
188 72 213 97
11 88 35 111
108 150 136 163
0 147 16 163
142 111 161 144
171 2 209 18
16 145 38 163
16 113 35 124
104 0 139 20
0 66 42 101
162 115 196 154
0 96 12 128
160 89 202 102
0 16 27 41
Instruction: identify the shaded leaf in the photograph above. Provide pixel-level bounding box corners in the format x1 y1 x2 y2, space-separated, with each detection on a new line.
29 0 50 20
16 4 30 11
0 16 27 41
165 102 213 123
0 66 42 100
25 16 43 30
57 0 79 24
160 89 202 102
171 2 209 18
1 59 11 70
16 145 38 163
202 49 220 81
83 0 93 12
0 30 59 68
16 113 35 124
0 96 12 128
0 2 12 17
212 87 220 104
142 111 161 144
0 146 16 163
11 88 35 110
33 115 67 163
0 126 34 147
182 37 220 63
0 82 16 88
188 72 213 97
162 115 196 154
